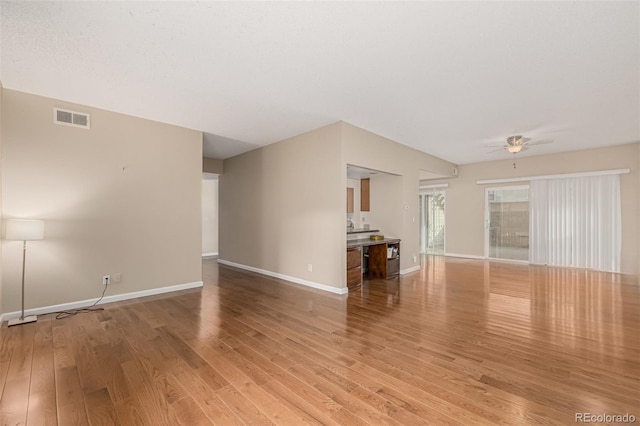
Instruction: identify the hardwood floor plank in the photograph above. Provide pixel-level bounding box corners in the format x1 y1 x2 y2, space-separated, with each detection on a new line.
1 257 638 425
55 366 89 426
1 376 30 426
0 323 36 426
0 325 17 400
120 358 177 425
7 323 36 380
92 342 131 404
232 379 312 425
220 335 342 424
168 395 212 426
52 322 76 371
287 363 404 426
85 387 118 426
113 398 152 426
27 319 57 426
71 326 107 394
215 385 276 425
155 326 206 370
261 378 338 425
171 363 243 425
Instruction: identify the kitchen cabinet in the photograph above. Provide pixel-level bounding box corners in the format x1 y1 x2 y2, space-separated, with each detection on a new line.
361 178 370 211
367 241 400 279
347 187 354 213
346 247 362 287
346 238 400 280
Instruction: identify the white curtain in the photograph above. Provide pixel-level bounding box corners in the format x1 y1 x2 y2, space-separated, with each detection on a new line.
529 174 621 272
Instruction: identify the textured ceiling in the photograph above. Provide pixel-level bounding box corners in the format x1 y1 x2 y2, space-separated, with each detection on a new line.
1 1 638 163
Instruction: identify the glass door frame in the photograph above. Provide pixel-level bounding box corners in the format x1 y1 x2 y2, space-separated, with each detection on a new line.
419 188 446 255
483 184 530 262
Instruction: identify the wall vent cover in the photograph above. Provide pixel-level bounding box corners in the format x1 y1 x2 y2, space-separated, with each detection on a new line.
54 108 90 129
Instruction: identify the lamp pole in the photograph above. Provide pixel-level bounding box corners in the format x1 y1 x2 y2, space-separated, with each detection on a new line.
19 240 27 321
6 219 44 327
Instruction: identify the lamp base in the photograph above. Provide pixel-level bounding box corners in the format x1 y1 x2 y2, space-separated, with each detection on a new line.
8 315 37 327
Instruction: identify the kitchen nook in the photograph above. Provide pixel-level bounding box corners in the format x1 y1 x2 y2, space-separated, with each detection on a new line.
346 165 401 287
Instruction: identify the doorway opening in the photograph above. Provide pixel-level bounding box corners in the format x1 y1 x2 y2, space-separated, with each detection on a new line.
419 190 445 255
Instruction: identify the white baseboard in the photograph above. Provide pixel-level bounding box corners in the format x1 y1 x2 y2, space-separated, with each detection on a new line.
444 253 486 260
217 259 348 295
0 281 204 323
400 265 420 275
202 252 219 257
443 252 538 265
488 257 529 265
444 253 532 265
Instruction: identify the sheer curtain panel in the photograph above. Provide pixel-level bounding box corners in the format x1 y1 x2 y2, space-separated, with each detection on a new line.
529 175 621 272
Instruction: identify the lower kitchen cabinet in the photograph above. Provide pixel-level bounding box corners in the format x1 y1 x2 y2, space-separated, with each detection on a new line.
347 239 400 283
346 247 362 287
368 242 400 279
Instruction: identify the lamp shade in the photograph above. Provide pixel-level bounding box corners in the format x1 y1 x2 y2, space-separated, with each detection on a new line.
6 219 45 241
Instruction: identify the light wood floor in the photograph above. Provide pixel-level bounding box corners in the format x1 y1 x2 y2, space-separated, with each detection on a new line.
1 256 638 425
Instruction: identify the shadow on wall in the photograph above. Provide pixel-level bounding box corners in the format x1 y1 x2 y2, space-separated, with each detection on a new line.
203 133 261 159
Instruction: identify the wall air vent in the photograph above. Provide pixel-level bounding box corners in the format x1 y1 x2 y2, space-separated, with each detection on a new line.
54 108 90 129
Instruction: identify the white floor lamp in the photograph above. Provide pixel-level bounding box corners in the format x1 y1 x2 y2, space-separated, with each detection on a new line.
6 219 44 326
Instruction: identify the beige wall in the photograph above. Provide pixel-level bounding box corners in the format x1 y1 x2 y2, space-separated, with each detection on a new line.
429 143 640 275
341 122 457 272
202 174 219 255
203 157 223 174
369 173 403 239
1 90 203 314
0 82 3 312
219 122 345 289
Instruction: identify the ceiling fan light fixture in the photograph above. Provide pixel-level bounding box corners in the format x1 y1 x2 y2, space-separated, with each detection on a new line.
506 135 523 146
507 145 522 154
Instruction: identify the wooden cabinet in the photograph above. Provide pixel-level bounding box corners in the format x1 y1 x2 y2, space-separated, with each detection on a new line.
368 241 400 279
360 178 370 212
347 187 354 213
346 247 362 287
348 239 400 284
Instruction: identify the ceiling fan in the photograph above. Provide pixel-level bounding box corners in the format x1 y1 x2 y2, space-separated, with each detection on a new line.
488 135 553 168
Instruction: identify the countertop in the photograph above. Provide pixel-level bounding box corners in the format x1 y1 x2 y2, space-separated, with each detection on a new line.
347 237 401 248
347 228 380 234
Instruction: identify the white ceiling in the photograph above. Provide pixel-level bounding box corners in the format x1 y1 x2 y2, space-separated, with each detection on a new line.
1 1 638 164
347 164 398 180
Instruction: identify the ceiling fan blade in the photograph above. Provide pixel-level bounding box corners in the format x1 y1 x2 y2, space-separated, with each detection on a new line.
487 148 506 154
527 139 554 146
486 143 507 147
522 124 574 135
520 146 529 152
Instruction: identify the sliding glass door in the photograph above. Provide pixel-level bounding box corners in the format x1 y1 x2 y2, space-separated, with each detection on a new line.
485 186 529 261
419 190 445 254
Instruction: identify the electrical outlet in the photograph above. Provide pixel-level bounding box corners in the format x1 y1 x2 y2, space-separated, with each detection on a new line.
112 273 122 283
102 275 110 285
413 254 417 263
308 264 313 272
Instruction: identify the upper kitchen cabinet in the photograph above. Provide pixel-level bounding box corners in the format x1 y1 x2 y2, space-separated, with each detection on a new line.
361 178 370 211
347 187 354 213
